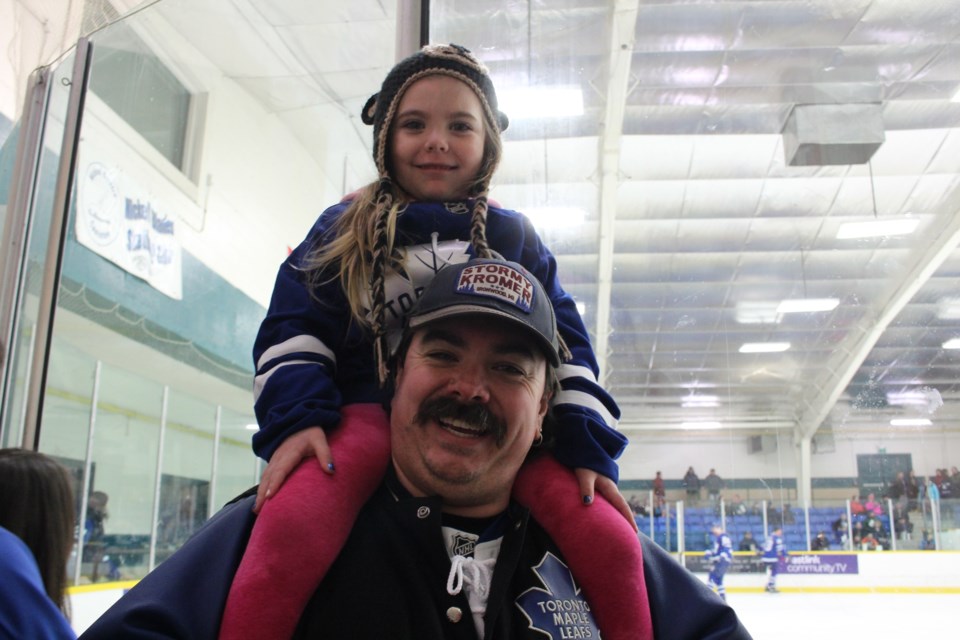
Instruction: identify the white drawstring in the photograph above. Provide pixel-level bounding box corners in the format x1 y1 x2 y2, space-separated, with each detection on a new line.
447 554 495 597
447 554 497 637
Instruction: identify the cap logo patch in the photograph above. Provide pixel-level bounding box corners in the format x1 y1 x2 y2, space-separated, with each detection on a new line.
456 264 534 313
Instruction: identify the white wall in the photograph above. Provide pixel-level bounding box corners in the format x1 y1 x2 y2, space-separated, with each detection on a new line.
619 429 960 481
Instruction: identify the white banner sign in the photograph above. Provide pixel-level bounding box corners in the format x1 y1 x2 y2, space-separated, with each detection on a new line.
75 159 183 300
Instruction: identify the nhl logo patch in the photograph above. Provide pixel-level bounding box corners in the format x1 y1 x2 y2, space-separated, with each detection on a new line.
455 263 534 313
452 533 478 557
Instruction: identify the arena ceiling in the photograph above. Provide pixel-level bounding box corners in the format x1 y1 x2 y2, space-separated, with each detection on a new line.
125 0 960 442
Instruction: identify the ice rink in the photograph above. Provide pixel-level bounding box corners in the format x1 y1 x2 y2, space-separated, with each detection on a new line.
727 592 957 638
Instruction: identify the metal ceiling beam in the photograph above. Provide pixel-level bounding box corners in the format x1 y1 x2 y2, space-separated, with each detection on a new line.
594 0 639 385
795 206 960 442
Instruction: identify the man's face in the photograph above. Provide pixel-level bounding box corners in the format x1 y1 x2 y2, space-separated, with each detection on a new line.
390 316 550 517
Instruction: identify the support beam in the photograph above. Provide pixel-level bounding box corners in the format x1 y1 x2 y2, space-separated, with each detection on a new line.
594 0 639 384
795 206 960 442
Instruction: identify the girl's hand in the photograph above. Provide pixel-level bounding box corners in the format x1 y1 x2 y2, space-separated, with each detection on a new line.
575 467 639 533
254 427 334 513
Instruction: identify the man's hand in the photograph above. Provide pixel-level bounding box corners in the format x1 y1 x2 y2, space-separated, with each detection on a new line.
575 468 639 533
254 427 333 513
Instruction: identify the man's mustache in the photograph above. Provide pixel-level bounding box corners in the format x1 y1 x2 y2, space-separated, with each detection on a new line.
415 396 507 447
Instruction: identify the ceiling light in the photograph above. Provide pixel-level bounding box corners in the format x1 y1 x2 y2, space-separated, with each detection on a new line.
497 85 584 119
682 395 720 408
680 421 723 430
836 219 919 239
739 342 791 353
944 338 960 350
777 298 839 313
735 302 781 325
245 423 259 431
523 206 587 229
890 418 932 427
886 392 928 406
936 297 960 320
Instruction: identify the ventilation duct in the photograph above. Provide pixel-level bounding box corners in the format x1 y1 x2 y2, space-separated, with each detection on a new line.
782 103 884 166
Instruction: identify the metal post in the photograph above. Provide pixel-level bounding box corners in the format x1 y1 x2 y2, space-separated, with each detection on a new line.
648 490 654 541
762 499 768 538
396 0 428 60
804 504 811 551
845 499 854 550
73 360 101 585
21 38 93 448
0 67 51 438
887 498 897 551
208 405 222 519
148 386 169 572
675 500 683 556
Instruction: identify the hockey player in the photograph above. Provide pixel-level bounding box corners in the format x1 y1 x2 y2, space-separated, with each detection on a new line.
761 525 787 593
704 523 734 601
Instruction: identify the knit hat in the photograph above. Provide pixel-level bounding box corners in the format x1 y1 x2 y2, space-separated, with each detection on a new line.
361 43 509 178
407 259 560 367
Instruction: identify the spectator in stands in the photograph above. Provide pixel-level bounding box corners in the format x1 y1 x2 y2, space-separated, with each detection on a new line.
895 512 913 541
729 494 747 517
939 469 953 499
738 531 758 553
781 503 796 525
0 448 77 639
860 531 879 551
653 471 665 508
766 503 783 527
831 513 848 547
907 470 920 511
863 493 883 516
887 471 908 514
852 521 864 548
919 530 935 550
863 515 890 549
850 495 865 515
683 466 701 502
811 531 830 551
704 469 724 503
951 466 960 490
628 493 643 515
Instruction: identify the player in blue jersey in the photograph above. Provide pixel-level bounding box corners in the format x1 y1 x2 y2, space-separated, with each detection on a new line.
704 523 734 601
761 525 787 593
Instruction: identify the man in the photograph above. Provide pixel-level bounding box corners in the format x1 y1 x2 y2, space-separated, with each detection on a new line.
704 524 733 602
81 259 750 639
704 468 724 502
761 525 787 593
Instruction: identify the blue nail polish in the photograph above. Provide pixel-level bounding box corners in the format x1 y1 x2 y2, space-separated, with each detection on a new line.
582 495 593 505
327 462 335 472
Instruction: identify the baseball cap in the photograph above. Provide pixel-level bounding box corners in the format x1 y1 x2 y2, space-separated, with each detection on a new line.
407 259 560 367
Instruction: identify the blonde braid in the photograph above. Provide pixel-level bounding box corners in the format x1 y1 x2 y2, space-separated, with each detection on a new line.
469 194 494 259
369 178 396 385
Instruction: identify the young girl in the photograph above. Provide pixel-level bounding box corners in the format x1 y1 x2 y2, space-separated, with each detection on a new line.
220 44 650 640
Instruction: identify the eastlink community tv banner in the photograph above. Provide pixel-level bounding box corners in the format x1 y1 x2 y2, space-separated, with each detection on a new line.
684 553 859 575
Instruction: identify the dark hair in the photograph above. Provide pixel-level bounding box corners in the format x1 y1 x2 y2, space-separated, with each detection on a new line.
0 448 75 617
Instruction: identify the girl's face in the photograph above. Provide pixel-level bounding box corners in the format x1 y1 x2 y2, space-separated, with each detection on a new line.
390 75 486 201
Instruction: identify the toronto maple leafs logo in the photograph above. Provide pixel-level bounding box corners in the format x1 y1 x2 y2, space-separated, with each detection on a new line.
516 553 600 639
365 238 472 341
